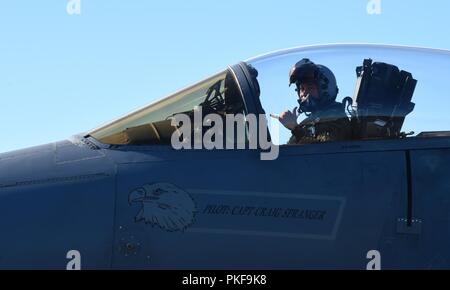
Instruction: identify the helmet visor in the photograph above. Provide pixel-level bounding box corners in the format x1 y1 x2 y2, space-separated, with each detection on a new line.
289 63 318 86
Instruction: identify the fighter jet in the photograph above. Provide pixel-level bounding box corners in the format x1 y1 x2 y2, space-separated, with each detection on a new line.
1 44 450 269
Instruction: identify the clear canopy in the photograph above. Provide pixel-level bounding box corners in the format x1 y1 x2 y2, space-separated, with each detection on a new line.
247 44 450 145
89 70 246 145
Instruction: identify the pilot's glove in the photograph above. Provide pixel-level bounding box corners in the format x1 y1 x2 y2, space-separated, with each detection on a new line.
278 107 299 130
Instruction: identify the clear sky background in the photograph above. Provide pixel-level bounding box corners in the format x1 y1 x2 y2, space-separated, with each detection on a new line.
1 0 449 153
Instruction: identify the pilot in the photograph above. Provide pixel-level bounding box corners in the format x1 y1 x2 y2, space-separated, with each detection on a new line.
277 58 352 144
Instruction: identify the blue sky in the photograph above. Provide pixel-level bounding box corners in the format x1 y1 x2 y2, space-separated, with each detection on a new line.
1 0 450 152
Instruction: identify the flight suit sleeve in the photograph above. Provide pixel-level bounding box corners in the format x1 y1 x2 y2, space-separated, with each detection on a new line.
287 125 307 145
288 118 352 145
316 118 352 142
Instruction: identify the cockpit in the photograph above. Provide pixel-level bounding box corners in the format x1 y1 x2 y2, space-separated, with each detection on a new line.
248 44 450 145
88 44 450 147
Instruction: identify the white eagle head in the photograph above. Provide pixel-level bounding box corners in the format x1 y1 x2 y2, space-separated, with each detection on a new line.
129 183 196 232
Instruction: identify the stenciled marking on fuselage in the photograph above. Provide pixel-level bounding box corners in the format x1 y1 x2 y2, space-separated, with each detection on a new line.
185 189 346 240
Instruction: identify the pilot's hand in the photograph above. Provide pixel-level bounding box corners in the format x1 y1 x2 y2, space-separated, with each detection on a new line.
278 107 299 130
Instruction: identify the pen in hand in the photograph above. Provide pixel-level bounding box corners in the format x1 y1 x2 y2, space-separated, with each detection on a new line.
270 114 280 120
